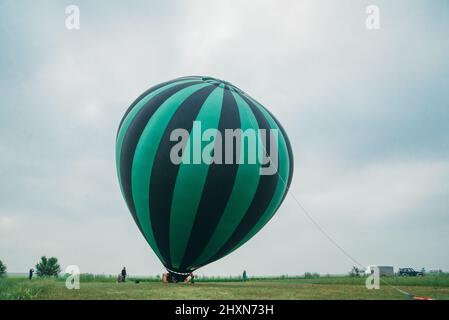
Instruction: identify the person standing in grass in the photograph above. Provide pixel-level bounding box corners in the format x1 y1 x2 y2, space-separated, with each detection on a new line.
121 267 127 282
242 270 248 282
28 268 34 280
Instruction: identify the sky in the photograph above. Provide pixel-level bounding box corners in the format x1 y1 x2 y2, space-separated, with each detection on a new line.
0 0 448 277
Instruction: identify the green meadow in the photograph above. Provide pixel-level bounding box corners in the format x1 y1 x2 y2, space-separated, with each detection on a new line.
1 274 449 300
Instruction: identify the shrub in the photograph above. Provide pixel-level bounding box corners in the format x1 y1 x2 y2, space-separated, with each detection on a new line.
304 272 313 279
349 266 362 277
0 260 6 277
304 272 320 279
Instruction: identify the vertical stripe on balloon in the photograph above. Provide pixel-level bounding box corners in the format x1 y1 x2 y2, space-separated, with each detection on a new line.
170 86 226 270
191 91 261 269
149 85 217 267
131 82 212 265
202 93 280 266
119 81 203 236
179 86 241 271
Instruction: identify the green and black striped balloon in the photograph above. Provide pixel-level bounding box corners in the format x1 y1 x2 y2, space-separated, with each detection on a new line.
116 76 293 276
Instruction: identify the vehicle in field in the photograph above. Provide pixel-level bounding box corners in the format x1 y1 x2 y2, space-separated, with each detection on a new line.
365 265 394 276
398 268 424 276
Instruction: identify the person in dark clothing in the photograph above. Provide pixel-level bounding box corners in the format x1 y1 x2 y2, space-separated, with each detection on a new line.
121 267 127 282
242 270 248 282
29 268 34 280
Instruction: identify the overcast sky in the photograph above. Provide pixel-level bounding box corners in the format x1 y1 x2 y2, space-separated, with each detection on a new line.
0 0 448 276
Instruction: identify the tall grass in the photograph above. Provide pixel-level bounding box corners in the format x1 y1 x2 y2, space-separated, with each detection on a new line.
57 273 162 283
275 274 449 287
0 278 49 300
6 273 449 287
57 273 117 283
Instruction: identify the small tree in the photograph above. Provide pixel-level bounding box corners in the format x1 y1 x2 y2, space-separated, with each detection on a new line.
349 266 361 277
35 256 61 277
0 260 6 277
304 272 313 279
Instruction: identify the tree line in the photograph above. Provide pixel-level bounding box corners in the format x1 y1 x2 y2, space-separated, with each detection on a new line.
0 256 61 277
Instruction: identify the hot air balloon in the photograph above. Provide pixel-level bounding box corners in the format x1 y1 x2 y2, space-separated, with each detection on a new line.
116 76 293 281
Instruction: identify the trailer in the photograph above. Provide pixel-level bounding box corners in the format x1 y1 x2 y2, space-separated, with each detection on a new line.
365 265 394 276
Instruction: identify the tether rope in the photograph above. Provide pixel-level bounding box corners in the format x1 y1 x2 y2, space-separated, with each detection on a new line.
239 96 424 300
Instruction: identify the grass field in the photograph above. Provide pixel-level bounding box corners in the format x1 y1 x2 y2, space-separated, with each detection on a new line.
1 275 449 300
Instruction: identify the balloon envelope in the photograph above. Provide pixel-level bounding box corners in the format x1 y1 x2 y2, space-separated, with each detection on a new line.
116 76 293 275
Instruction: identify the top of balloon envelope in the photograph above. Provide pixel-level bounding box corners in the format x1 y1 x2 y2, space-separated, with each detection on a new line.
200 76 247 94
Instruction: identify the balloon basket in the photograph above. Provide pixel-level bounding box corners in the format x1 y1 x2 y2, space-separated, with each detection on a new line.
166 269 191 283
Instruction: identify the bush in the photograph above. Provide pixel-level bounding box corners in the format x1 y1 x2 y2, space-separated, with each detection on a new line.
0 260 6 277
35 256 61 277
303 272 320 279
349 266 362 277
